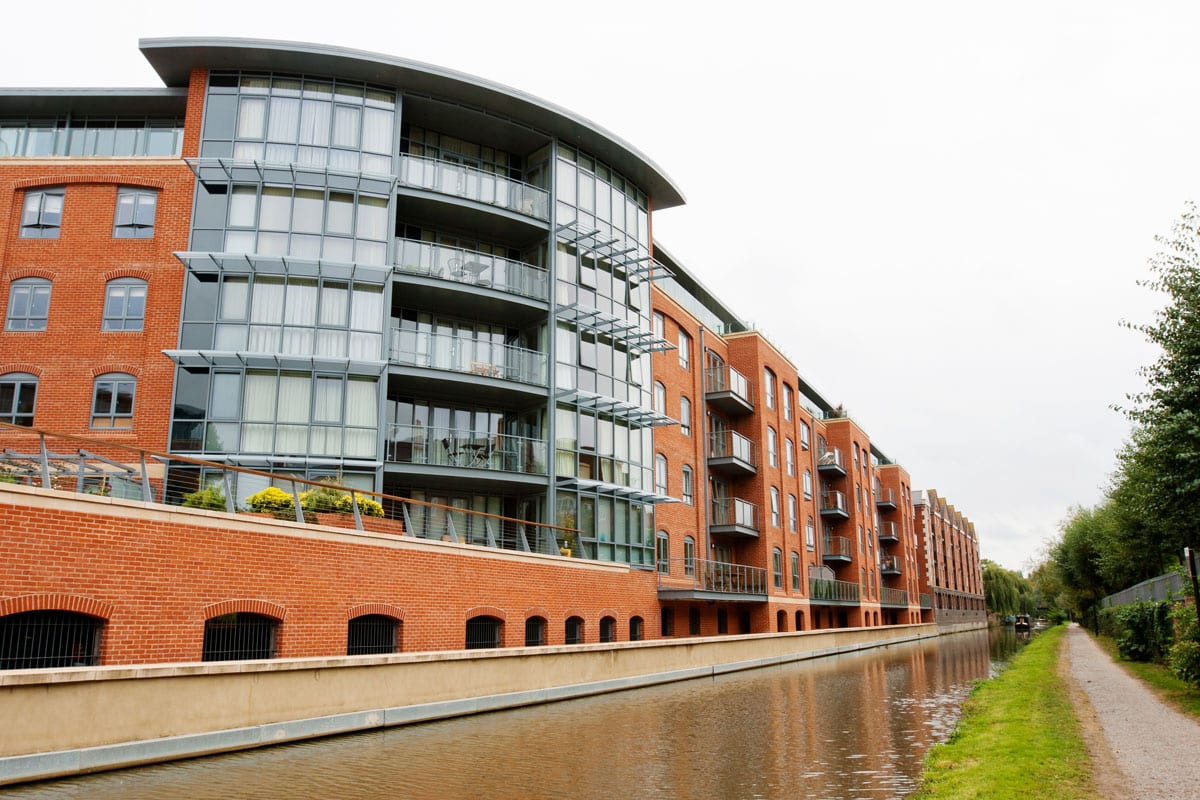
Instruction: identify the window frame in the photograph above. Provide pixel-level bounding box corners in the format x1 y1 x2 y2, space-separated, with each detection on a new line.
20 187 64 239
767 426 778 467
764 368 776 409
113 187 158 238
679 395 691 436
102 278 148 332
91 372 136 429
0 372 37 426
678 329 690 369
770 486 781 528
681 464 694 505
654 452 668 495
5 278 51 332
772 547 784 589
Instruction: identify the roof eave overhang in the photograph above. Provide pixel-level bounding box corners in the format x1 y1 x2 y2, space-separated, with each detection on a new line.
138 37 685 209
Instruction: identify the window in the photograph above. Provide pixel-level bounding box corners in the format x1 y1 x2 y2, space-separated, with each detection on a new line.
600 616 616 643
791 552 801 591
683 536 696 576
655 453 668 494
565 616 584 645
653 381 666 413
678 330 691 369
0 611 102 669
347 614 398 655
803 469 813 500
773 548 783 588
770 486 781 527
806 516 815 549
688 607 700 635
113 188 157 238
102 279 147 331
788 493 798 532
656 530 670 573
682 464 694 505
652 311 664 339
764 368 776 409
783 384 793 421
629 616 644 641
0 373 37 426
91 373 136 428
5 278 50 331
202 613 277 661
767 426 778 467
800 421 811 449
525 616 546 647
20 188 63 238
785 438 795 476
680 396 691 436
661 607 674 636
466 615 503 649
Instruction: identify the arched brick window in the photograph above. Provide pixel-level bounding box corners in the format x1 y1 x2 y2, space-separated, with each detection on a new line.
0 610 103 669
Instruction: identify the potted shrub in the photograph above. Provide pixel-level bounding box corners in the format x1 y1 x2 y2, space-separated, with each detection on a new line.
181 485 227 511
244 486 295 518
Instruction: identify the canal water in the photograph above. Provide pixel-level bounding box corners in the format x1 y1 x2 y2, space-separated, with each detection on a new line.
8 629 1021 800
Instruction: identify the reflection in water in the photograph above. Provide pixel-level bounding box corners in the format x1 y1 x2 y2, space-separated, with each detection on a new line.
10 630 1009 800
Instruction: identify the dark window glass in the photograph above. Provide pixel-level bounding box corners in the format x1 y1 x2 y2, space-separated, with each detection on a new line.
202 613 276 661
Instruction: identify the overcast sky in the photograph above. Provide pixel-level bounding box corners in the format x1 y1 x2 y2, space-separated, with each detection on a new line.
6 1 1195 573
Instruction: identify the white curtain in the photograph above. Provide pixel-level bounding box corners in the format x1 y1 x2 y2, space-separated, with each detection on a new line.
237 97 266 139
275 373 311 453
298 100 331 146
248 278 284 352
229 186 258 227
266 97 300 143
344 378 378 457
332 105 360 149
281 280 317 355
361 107 393 154
241 372 278 451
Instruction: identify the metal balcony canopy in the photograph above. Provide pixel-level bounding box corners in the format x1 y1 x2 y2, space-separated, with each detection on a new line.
174 252 391 284
165 350 387 377
186 157 397 196
556 476 678 505
556 388 676 428
556 304 673 354
139 38 685 209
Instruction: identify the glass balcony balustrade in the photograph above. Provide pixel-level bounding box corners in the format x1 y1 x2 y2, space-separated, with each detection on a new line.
817 447 846 476
878 520 899 542
385 424 547 475
397 154 549 220
809 575 860 603
820 489 849 518
393 239 549 302
658 557 767 596
707 429 757 475
710 496 759 534
876 487 897 509
880 587 909 607
388 329 547 387
703 365 754 415
880 555 902 574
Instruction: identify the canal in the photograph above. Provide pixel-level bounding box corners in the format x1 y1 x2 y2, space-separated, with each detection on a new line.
8 629 1020 799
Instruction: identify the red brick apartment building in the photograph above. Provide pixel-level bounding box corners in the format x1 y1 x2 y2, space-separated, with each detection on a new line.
914 490 986 624
0 38 983 669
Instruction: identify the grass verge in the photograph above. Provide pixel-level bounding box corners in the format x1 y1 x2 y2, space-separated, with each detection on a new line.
1093 634 1200 720
910 625 1094 800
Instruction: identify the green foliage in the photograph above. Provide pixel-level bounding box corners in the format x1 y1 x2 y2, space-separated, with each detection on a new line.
0 472 18 484
1100 600 1174 662
299 483 385 517
245 486 295 515
1168 602 1200 686
181 485 227 511
983 559 1034 616
336 492 384 517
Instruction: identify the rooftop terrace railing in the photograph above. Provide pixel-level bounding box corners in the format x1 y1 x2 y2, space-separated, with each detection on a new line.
0 422 572 558
809 576 860 604
660 558 767 596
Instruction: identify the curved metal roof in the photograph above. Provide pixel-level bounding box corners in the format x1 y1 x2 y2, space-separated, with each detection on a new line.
139 37 685 209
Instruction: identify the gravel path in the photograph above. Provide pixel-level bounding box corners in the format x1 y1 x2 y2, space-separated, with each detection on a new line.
1063 622 1200 800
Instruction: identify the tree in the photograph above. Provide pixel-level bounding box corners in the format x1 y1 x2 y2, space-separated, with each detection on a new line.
1120 202 1200 558
982 559 1033 616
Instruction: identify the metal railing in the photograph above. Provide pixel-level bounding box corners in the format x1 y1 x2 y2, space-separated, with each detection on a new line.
0 422 571 558
708 429 757 466
1099 571 1185 608
703 365 754 404
661 557 767 596
880 587 909 607
878 520 899 541
876 487 896 506
397 153 549 220
389 329 548 386
880 555 901 573
710 496 759 531
384 424 548 475
809 576 860 603
823 534 853 559
393 238 549 301
821 490 848 515
817 447 845 471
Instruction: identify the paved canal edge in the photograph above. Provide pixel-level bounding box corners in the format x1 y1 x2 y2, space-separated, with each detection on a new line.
0 623 974 786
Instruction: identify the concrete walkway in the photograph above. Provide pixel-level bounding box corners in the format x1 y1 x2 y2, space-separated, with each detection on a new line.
1062 623 1200 800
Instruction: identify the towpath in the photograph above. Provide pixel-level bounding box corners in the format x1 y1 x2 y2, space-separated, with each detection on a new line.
1062 622 1200 800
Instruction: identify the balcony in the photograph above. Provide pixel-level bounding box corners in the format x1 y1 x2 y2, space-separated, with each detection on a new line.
816 447 846 477
876 487 897 510
919 593 933 609
708 430 757 477
658 557 768 601
819 489 849 519
878 520 899 543
396 153 548 223
809 576 860 605
880 587 909 607
394 238 549 306
384 425 548 492
880 555 902 575
704 365 754 416
709 497 760 539
388 328 549 402
822 534 853 564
